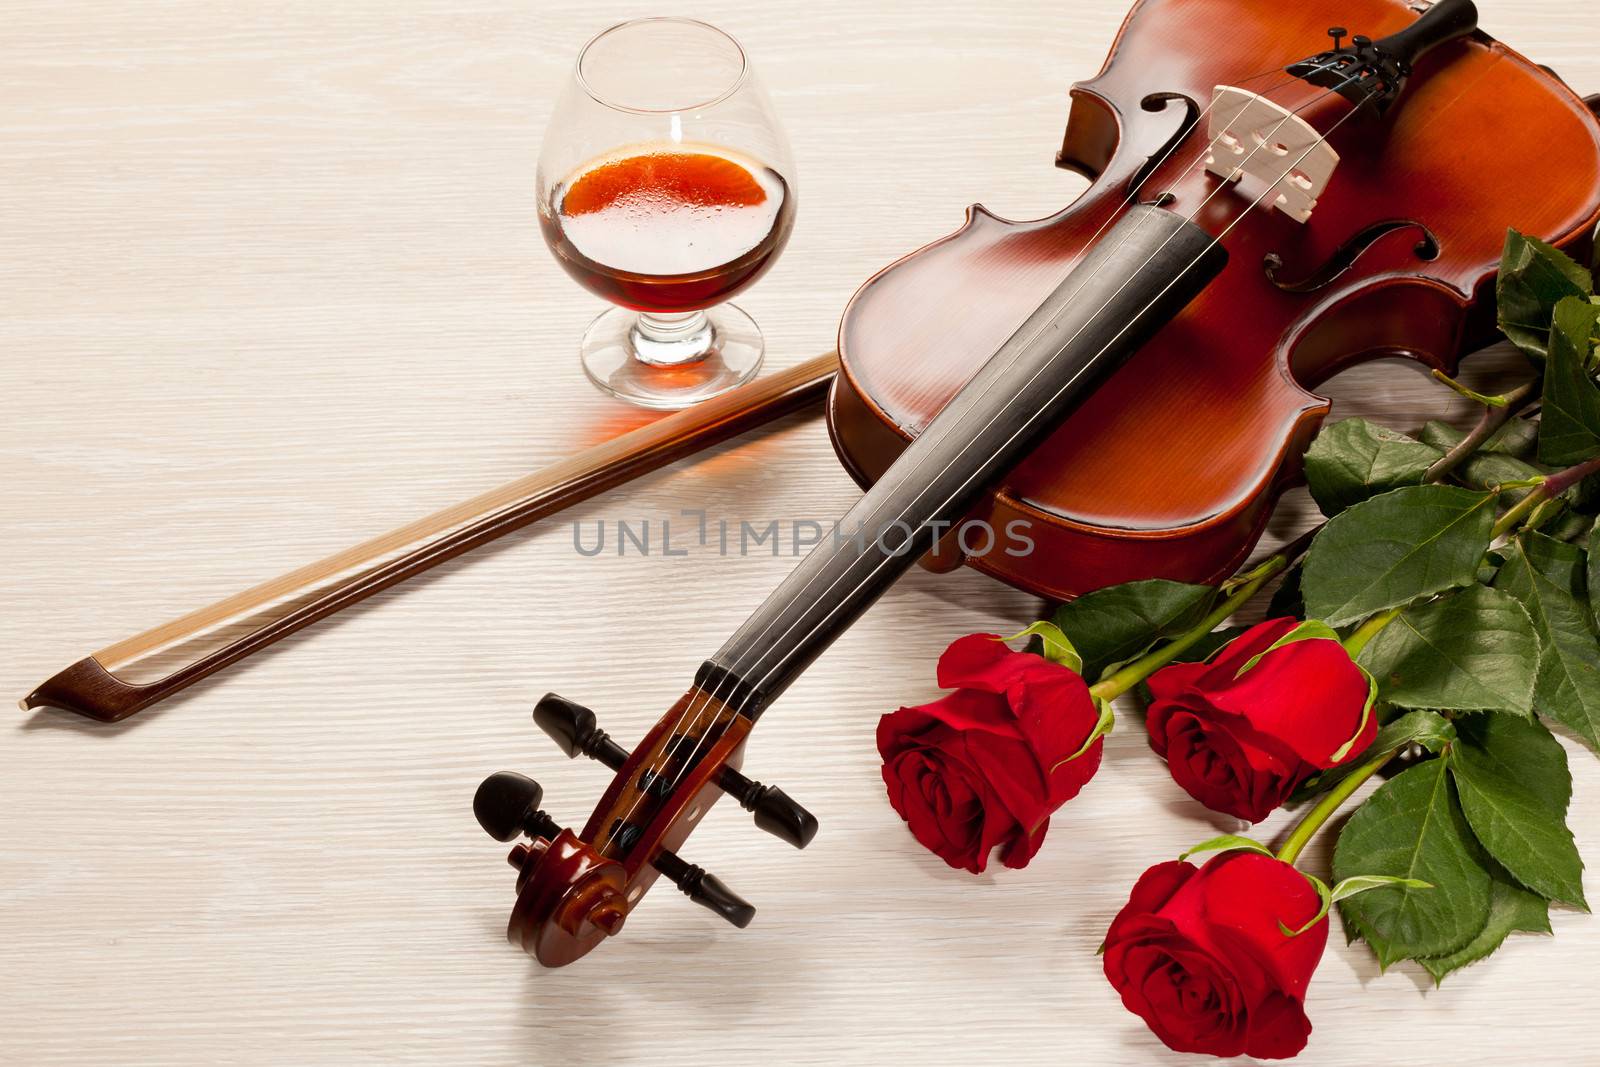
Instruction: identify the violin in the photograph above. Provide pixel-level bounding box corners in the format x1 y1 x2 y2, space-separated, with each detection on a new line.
474 0 1600 966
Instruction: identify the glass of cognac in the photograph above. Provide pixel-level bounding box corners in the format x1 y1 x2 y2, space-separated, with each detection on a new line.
538 17 797 409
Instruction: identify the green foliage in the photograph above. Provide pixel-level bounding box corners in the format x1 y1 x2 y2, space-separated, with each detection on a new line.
1589 520 1600 632
1333 759 1492 969
1454 711 1572 815
1537 297 1600 465
1304 418 1442 516
1420 416 1542 460
1450 729 1586 907
1293 710 1456 802
1302 485 1496 626
1066 229 1600 985
1419 870 1551 983
1050 579 1215 681
1355 586 1538 715
1420 419 1548 505
1497 229 1593 361
1335 712 1579 974
1494 534 1600 753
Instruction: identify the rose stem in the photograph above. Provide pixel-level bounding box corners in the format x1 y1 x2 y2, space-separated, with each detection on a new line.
1341 608 1401 657
1275 747 1392 866
1430 369 1514 408
1491 455 1600 538
1423 378 1540 484
1088 554 1289 703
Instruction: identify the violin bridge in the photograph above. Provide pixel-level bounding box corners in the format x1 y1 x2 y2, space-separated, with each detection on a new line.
1204 85 1340 224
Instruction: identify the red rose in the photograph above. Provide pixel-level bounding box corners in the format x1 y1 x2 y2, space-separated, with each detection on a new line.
1103 851 1328 1059
876 632 1104 873
1146 618 1376 822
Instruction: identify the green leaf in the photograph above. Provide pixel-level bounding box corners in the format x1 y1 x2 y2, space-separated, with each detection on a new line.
1449 744 1587 907
1419 869 1551 983
1302 486 1496 626
1178 834 1273 863
1280 874 1438 939
1356 586 1539 715
1452 713 1587 908
1420 417 1542 461
1294 710 1456 801
1589 520 1600 633
1537 296 1600 465
1333 759 1492 968
1494 535 1600 753
1001 621 1082 674
1454 711 1572 816
1304 418 1443 516
1518 530 1588 594
1497 229 1593 361
1050 579 1216 680
1548 509 1597 545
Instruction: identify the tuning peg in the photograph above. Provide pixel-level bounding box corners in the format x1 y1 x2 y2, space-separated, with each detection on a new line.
534 693 818 848
534 694 628 769
651 850 756 928
718 767 819 849
474 771 563 843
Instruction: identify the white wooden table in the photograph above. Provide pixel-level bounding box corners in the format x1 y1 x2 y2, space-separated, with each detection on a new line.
3 2 1596 1063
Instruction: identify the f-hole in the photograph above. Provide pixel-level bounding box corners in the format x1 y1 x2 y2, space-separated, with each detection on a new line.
1128 92 1200 201
1263 220 1441 294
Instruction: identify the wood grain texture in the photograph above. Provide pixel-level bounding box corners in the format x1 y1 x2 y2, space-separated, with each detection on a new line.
1 1 1596 1064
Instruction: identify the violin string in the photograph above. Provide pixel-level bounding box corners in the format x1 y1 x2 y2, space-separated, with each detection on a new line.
735 93 1366 714
607 62 1357 850
621 65 1361 849
596 71 1294 850
598 67 1328 852
875 64 1302 409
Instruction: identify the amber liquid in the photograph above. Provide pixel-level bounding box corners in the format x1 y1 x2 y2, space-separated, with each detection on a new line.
541 145 795 314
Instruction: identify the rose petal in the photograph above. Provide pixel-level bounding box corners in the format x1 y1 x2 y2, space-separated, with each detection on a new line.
1195 852 1328 1000
1207 638 1372 768
1204 618 1302 680
1244 991 1315 1060
1105 861 1198 950
1161 710 1302 823
935 633 1033 693
1006 670 1099 767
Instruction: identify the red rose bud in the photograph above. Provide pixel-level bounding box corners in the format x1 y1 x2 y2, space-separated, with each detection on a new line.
1103 852 1328 1060
1145 618 1377 823
876 632 1104 873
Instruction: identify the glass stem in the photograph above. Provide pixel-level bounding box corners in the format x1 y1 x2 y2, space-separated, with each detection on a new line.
630 310 717 366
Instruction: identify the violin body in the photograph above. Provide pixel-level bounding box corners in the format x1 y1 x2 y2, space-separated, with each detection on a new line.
477 0 1600 968
829 0 1600 600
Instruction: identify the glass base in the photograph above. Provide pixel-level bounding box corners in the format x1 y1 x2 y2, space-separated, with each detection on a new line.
580 304 764 410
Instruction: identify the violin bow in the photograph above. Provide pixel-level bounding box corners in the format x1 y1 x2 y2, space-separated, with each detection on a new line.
21 352 838 723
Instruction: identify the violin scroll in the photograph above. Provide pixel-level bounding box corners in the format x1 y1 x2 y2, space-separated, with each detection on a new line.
477 689 817 965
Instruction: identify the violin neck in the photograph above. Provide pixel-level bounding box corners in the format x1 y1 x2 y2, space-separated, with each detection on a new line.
701 205 1230 714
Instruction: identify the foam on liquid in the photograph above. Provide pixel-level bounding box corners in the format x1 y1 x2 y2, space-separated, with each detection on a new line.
554 144 785 277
